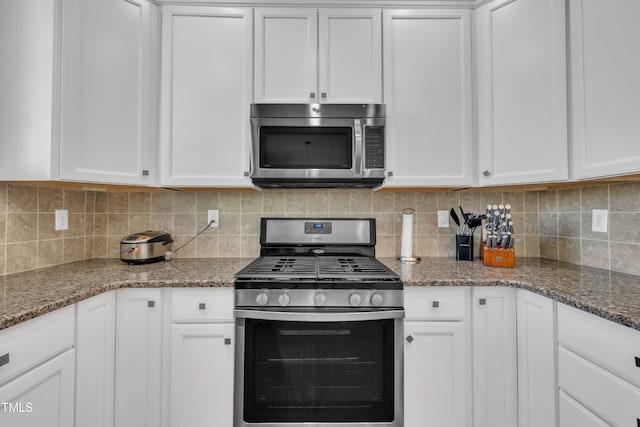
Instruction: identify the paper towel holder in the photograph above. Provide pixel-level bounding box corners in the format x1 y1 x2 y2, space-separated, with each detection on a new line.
397 208 421 264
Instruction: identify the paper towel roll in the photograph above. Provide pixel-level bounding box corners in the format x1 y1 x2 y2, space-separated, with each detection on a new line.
400 208 415 258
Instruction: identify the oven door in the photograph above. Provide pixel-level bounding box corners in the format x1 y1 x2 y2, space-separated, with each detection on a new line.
234 309 404 427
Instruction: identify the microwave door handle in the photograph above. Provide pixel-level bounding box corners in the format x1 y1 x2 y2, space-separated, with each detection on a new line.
354 119 363 177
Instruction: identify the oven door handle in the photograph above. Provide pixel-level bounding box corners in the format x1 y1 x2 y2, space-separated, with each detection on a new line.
234 309 405 322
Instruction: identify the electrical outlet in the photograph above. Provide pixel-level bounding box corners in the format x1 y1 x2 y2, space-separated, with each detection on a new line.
592 209 608 233
55 209 68 231
207 210 219 228
437 210 450 228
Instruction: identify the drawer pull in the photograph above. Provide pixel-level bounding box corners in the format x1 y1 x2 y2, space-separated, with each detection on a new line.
148 301 155 308
432 301 440 308
479 298 486 305
406 335 414 343
635 356 640 368
0 353 9 367
224 338 231 345
199 303 206 310
637 418 639 427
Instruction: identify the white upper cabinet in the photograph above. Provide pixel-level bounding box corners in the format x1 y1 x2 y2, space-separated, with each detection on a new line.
159 6 253 187
382 9 473 187
254 8 382 104
476 0 568 186
60 0 157 185
569 0 640 179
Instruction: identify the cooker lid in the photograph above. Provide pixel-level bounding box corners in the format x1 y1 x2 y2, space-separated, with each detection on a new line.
121 230 172 244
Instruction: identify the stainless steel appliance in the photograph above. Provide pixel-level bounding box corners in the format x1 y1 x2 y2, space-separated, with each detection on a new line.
250 104 386 188
234 218 404 427
120 231 173 264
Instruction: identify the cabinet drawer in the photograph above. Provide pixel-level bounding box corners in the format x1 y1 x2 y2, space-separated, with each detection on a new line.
0 306 75 384
404 287 468 321
559 390 609 427
172 288 234 322
558 303 640 387
559 346 640 426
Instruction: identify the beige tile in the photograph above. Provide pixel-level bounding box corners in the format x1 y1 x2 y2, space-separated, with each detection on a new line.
8 184 37 213
129 192 150 214
558 237 581 264
503 192 525 213
95 192 108 213
581 184 608 212
0 214 5 244
85 192 95 214
0 182 6 212
610 212 640 244
129 213 151 233
285 192 306 215
94 214 108 236
64 190 86 213
328 192 350 214
174 192 197 214
174 214 196 236
376 235 395 258
524 213 539 235
306 191 328 215
219 236 241 257
374 213 394 235
514 237 525 257
538 190 558 213
416 235 439 257
219 213 241 236
581 212 609 241
38 239 64 268
510 213 524 235
241 235 260 257
0 243 5 276
38 214 64 240
539 236 558 260
524 191 539 213
196 235 219 257
107 236 122 258
241 192 263 213
416 213 437 235
582 239 609 270
85 213 95 236
438 235 456 258
197 213 219 236
151 193 174 213
85 237 94 259
7 213 37 243
524 235 540 257
38 187 63 213
173 236 197 258
479 192 503 210
263 191 284 215
196 192 219 212
6 242 37 274
241 214 261 236
437 192 458 211
459 192 483 215
373 192 395 213
107 193 128 214
538 213 557 236
150 214 174 235
415 193 437 213
610 242 640 276
219 193 241 213
557 188 581 213
557 213 580 238
351 191 373 214
94 236 108 258
610 182 640 212
108 214 129 236
395 192 416 212
65 213 86 238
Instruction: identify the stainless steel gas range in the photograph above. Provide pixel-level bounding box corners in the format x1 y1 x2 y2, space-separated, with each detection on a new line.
234 218 404 427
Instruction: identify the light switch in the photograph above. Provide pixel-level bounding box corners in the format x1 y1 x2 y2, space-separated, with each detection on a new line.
55 209 68 231
437 210 450 228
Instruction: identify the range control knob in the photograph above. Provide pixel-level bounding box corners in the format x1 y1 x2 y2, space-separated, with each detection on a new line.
349 293 362 306
314 292 327 306
278 293 291 307
370 293 384 307
256 292 269 306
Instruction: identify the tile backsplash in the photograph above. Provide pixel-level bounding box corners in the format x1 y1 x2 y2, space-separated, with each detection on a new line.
1 181 639 276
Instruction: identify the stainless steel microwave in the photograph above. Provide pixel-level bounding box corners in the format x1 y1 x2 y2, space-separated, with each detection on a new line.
250 104 386 188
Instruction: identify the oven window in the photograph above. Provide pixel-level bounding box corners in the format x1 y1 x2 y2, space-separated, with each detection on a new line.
259 126 353 169
243 319 394 423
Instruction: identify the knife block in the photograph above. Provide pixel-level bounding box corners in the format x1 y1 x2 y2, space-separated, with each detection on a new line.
481 245 515 268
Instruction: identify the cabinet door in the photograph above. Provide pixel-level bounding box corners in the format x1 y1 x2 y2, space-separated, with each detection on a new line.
0 350 75 427
318 9 382 104
476 0 568 185
114 289 163 427
516 289 558 427
404 321 469 427
569 0 640 179
471 287 518 427
76 292 116 427
383 9 473 187
170 323 234 427
254 8 318 103
60 0 156 185
160 6 253 187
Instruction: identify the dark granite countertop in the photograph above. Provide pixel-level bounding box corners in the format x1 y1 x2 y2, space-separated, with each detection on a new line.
1 257 639 332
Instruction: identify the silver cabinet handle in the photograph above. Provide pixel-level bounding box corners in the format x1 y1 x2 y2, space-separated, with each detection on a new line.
387 171 394 177
479 298 486 305
243 171 250 177
142 170 150 176
224 338 231 345
432 301 439 308
199 303 206 310
406 335 414 343
483 170 491 177
148 300 155 308
310 92 316 99
321 92 327 99
635 356 640 368
0 353 9 367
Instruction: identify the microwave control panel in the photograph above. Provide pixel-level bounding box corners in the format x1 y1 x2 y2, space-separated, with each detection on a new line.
364 127 385 169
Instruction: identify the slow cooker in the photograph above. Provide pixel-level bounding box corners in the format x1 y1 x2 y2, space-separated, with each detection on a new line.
120 231 173 264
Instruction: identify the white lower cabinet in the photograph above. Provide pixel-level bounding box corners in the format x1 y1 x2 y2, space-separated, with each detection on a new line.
75 292 116 427
516 289 557 427
114 289 163 427
471 287 518 427
404 287 471 427
558 390 609 427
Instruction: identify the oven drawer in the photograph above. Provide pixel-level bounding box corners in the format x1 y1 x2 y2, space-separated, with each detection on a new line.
404 287 468 321
172 288 234 323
